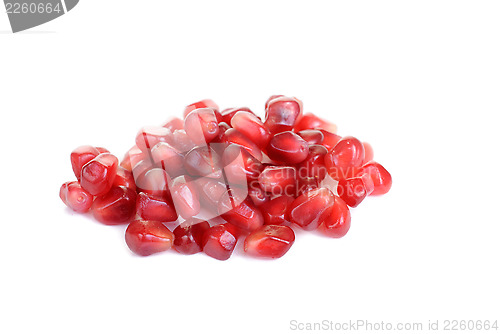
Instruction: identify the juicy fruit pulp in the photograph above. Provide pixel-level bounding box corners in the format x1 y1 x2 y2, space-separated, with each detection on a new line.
61 95 391 260
244 225 295 259
126 220 174 256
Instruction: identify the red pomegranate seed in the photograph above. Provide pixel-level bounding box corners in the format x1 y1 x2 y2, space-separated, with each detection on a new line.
319 130 342 151
150 142 184 178
211 122 232 144
173 218 210 255
258 166 296 197
219 194 264 232
135 168 171 199
184 108 220 145
136 192 178 223
266 131 309 164
131 158 156 183
244 225 295 259
296 144 328 180
248 183 270 207
264 96 303 134
220 107 252 125
80 153 119 196
194 177 230 216
362 142 374 164
337 177 372 207
171 129 196 153
290 187 334 230
264 95 284 109
70 145 100 180
231 111 271 148
325 136 365 180
224 128 263 161
214 110 224 124
296 176 321 197
135 126 173 153
183 99 219 118
296 130 325 146
125 220 174 256
357 161 392 196
222 144 264 185
170 175 201 219
319 195 351 238
113 166 136 191
60 181 94 213
260 195 294 226
92 186 136 225
183 145 223 179
95 147 110 154
163 117 184 132
294 112 337 133
121 145 145 171
202 223 239 261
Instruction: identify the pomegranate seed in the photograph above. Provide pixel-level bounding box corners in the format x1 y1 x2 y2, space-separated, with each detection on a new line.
290 188 334 230
325 136 365 180
219 195 264 232
248 183 270 207
266 131 309 164
221 107 252 125
173 218 210 255
244 225 295 259
92 186 136 225
357 162 392 196
260 195 294 226
202 223 239 261
163 117 184 132
136 192 178 223
222 144 264 185
294 112 337 133
183 145 223 179
70 145 100 180
319 196 351 238
125 220 174 256
184 108 220 145
171 129 196 153
211 122 232 144
135 168 171 199
135 126 173 153
258 166 296 197
113 166 136 191
337 177 372 207
96 147 110 154
60 181 94 213
264 95 284 109
296 130 324 146
362 142 374 164
150 142 184 178
319 130 342 151
121 145 146 171
224 128 263 161
264 96 303 134
231 111 271 148
131 159 156 184
296 144 328 180
80 153 119 196
194 177 232 215
183 99 219 118
296 176 321 197
170 175 201 219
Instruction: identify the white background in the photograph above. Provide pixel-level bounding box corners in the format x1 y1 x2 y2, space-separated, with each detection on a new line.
1 1 499 333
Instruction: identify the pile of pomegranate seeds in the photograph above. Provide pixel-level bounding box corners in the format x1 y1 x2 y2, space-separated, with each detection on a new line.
60 96 392 260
